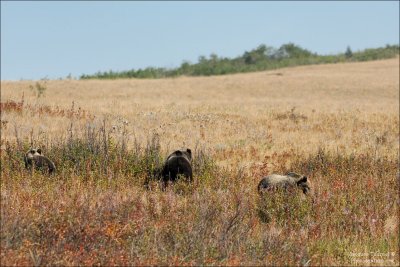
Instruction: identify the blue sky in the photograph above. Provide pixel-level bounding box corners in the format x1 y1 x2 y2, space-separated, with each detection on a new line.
1 1 399 80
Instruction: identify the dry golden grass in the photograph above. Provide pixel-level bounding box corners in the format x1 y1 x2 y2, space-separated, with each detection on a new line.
1 58 399 166
1 58 399 266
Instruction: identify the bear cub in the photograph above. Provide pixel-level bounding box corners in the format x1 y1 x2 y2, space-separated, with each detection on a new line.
24 148 56 175
258 172 310 194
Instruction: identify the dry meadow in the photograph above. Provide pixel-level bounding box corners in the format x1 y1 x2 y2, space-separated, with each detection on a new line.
1 58 399 265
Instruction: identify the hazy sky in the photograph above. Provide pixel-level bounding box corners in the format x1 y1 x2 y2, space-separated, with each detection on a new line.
1 1 399 80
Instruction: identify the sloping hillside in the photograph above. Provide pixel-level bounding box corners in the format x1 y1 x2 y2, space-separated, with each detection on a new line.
1 58 399 266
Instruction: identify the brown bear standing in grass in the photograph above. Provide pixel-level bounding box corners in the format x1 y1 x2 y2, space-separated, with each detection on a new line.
160 148 193 187
257 172 311 223
24 148 56 175
257 172 310 194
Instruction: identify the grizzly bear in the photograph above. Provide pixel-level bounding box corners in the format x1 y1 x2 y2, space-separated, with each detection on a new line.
24 148 56 175
257 172 311 224
160 148 193 187
257 172 310 194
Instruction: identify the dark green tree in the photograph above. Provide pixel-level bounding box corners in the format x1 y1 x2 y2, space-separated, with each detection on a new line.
345 46 353 59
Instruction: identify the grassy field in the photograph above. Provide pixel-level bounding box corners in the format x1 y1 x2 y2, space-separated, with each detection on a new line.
1 58 399 265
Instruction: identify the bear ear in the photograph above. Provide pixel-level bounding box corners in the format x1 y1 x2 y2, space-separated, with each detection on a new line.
186 148 192 155
297 176 307 184
37 148 42 154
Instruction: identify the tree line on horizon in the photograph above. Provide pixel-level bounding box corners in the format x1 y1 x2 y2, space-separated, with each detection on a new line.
79 43 400 80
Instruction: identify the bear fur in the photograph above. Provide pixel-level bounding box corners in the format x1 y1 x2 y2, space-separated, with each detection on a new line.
257 172 310 194
24 148 56 175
